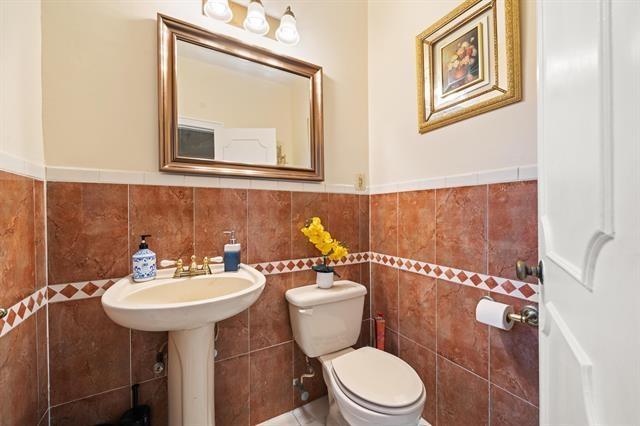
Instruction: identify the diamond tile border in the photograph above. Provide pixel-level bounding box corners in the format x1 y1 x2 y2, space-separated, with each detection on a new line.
48 279 117 304
0 251 538 338
0 287 47 338
370 252 539 303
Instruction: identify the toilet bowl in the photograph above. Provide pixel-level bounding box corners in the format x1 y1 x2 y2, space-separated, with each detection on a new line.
286 281 426 426
319 347 425 426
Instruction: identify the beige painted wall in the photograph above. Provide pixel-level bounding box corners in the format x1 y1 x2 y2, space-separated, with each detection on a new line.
0 0 44 166
367 0 537 185
42 0 369 185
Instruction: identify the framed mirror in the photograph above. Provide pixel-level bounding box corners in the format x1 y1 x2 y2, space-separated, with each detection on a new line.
158 14 324 181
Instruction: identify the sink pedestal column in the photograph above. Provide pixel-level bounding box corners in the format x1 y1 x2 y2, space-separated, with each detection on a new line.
168 323 216 426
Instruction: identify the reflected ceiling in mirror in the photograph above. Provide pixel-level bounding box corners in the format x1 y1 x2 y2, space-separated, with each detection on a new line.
158 14 324 181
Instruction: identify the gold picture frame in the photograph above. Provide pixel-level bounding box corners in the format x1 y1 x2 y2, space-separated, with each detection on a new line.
416 0 521 133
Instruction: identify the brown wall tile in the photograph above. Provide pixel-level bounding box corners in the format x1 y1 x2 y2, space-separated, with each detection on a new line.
355 319 372 349
0 316 38 425
139 377 168 426
437 356 489 426
371 263 398 330
399 271 436 351
131 330 167 383
294 343 327 407
49 298 130 405
129 185 194 263
47 182 128 284
490 294 539 405
360 262 371 319
250 343 294 424
384 327 399 356
358 195 370 252
398 190 435 263
36 308 49 419
194 188 248 262
399 337 436 425
371 193 398 256
291 192 328 258
215 309 249 361
437 280 488 378
488 181 538 282
436 186 487 273
291 269 317 289
34 179 46 289
50 386 130 426
328 193 360 252
249 273 293 351
490 385 539 426
248 190 291 263
216 355 250 426
0 171 35 306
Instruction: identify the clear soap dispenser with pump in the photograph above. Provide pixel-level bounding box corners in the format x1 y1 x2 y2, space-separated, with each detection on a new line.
223 230 241 272
132 234 156 282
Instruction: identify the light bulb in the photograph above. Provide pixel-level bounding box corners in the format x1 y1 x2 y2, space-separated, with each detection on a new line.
204 0 233 23
276 6 299 46
243 0 269 36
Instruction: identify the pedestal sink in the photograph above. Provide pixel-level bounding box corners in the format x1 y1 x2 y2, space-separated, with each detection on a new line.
101 264 266 426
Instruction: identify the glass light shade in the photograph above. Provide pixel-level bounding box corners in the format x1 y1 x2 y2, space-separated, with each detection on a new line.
204 0 233 23
276 8 299 46
243 0 269 36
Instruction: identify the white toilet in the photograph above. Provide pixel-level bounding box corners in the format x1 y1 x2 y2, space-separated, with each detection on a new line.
286 280 426 426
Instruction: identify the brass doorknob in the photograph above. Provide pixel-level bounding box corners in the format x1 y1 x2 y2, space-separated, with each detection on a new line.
515 260 543 283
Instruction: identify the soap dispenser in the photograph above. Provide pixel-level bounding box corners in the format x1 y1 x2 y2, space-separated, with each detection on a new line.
223 230 241 272
132 234 156 282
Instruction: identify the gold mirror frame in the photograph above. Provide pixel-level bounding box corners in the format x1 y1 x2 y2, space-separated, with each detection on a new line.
158 14 324 181
416 0 521 133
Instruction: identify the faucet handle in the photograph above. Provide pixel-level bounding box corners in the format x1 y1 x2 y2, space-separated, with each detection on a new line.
160 259 177 268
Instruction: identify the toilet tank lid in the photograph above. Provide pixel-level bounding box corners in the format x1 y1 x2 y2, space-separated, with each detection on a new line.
286 281 366 307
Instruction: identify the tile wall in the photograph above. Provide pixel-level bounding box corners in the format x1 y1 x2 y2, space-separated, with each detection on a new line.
370 181 539 426
44 183 370 425
0 171 48 425
0 174 539 426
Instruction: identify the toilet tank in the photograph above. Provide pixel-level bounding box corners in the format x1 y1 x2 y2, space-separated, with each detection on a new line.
286 280 366 358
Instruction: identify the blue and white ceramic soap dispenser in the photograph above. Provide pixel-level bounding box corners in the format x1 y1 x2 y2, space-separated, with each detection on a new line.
223 230 241 272
132 234 156 282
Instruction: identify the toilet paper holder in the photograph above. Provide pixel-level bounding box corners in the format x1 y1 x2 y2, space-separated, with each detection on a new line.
481 296 539 327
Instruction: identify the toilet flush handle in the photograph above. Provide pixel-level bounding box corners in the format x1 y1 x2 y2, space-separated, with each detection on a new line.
298 308 314 316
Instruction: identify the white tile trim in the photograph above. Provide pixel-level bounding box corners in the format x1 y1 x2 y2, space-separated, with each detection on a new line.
45 166 365 194
0 151 45 180
369 164 537 195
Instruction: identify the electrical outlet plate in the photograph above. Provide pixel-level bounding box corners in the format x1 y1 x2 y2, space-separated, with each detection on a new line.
355 174 366 191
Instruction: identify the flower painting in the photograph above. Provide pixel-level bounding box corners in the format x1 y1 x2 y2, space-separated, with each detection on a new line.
416 0 521 133
441 23 483 96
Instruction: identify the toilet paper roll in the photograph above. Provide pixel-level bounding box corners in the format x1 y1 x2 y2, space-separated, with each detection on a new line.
475 298 514 330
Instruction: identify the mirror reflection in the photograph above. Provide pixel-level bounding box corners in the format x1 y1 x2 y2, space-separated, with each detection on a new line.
176 40 312 169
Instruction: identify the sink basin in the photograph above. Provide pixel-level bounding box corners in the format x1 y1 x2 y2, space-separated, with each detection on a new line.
102 265 265 331
101 263 265 426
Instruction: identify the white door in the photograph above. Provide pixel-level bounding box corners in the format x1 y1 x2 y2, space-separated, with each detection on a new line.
537 1 640 425
215 128 277 165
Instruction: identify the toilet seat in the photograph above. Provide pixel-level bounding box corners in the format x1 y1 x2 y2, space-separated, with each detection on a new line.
330 347 424 415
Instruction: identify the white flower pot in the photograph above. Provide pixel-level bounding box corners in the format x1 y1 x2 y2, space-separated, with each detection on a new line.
316 271 334 289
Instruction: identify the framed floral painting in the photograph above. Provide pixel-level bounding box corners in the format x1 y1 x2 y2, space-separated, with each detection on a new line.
416 0 522 133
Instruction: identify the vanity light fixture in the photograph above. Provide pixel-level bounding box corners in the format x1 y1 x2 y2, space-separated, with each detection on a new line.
243 0 270 36
203 0 233 23
275 6 299 46
202 0 300 45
